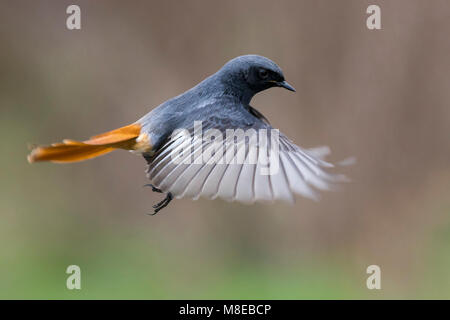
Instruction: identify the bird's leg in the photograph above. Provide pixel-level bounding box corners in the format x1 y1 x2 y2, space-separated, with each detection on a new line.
143 184 163 193
144 184 173 215
149 192 173 215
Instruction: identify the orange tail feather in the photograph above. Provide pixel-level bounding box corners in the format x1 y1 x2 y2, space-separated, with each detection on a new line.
27 123 149 163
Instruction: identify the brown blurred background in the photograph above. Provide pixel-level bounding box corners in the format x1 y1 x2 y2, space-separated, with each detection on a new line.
0 0 449 299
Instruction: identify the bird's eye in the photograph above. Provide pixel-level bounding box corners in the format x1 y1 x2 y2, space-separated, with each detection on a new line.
258 69 269 80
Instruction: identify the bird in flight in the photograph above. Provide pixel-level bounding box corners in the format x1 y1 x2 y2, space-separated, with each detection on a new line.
28 55 348 214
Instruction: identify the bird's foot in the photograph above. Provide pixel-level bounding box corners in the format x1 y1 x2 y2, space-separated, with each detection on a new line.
143 184 163 193
148 192 173 215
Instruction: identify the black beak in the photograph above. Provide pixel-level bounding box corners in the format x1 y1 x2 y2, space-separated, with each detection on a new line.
277 80 296 92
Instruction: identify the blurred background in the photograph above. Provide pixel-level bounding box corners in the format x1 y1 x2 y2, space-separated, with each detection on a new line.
1 0 449 299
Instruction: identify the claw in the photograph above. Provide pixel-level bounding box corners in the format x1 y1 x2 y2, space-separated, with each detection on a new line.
143 184 163 193
147 192 173 215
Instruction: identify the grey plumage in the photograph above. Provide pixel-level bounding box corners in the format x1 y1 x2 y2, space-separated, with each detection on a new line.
139 55 347 204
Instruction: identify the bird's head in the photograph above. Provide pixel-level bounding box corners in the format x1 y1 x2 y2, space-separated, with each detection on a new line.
217 55 295 103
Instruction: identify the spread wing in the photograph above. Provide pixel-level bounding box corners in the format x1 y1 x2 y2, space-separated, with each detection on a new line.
144 109 347 204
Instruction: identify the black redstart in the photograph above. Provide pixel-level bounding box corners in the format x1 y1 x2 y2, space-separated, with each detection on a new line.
28 55 347 214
